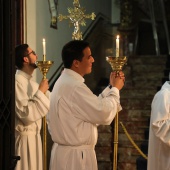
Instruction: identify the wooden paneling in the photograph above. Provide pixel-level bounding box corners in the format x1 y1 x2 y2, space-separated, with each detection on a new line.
0 0 23 169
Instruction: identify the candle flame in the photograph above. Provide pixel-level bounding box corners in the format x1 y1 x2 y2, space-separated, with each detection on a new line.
116 35 119 39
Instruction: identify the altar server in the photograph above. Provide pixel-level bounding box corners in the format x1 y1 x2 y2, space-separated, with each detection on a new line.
48 40 125 170
148 80 170 170
15 44 50 170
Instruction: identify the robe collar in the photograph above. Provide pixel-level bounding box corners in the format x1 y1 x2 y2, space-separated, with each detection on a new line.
63 68 85 83
16 70 33 80
161 81 170 91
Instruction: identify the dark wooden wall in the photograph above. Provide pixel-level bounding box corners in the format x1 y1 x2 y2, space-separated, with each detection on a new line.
0 0 23 169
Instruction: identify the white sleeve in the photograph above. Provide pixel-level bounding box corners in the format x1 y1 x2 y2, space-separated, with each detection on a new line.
15 81 50 126
71 83 121 125
151 91 170 146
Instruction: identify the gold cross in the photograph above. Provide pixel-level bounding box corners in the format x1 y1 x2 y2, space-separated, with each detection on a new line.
58 0 96 40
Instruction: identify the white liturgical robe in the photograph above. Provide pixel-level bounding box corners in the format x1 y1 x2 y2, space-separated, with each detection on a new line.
15 70 50 170
148 81 170 170
48 69 122 170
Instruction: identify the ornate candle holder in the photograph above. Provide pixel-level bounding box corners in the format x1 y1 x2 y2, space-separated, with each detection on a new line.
106 56 127 72
36 58 54 80
36 57 54 170
106 56 127 170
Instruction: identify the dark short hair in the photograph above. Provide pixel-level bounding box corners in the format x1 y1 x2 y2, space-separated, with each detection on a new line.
15 44 29 69
62 40 89 68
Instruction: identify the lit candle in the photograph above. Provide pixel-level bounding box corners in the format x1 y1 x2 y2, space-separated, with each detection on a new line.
116 35 119 57
42 38 46 61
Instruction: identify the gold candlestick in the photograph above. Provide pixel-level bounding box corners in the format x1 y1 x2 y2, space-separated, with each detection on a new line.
106 56 127 72
36 59 54 80
36 58 54 170
106 56 127 170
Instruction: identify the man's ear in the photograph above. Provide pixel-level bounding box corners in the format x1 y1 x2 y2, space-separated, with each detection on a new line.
23 57 29 63
73 60 80 68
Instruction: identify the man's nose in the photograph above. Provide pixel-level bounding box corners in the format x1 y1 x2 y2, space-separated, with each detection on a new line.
91 56 95 62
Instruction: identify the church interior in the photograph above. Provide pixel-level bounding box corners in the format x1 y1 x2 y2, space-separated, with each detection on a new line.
0 0 170 169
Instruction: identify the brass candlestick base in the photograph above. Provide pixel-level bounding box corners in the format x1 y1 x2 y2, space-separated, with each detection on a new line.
106 56 127 170
36 60 54 170
36 60 54 80
106 56 127 71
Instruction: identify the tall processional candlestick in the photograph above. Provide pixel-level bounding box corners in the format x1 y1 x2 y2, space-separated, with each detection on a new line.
106 35 127 170
36 39 54 170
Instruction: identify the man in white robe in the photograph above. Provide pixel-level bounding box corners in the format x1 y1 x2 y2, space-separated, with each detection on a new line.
15 44 50 170
48 40 125 170
147 81 170 170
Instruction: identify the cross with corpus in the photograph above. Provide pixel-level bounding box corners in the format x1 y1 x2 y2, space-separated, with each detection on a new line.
58 0 96 40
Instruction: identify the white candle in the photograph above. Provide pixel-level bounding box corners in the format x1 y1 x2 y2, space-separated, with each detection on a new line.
42 38 46 60
116 35 119 57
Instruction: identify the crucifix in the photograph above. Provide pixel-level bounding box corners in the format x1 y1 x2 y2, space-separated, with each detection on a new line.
58 0 96 40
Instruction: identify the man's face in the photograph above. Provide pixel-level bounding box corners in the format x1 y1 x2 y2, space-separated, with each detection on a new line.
77 47 94 76
26 47 38 68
